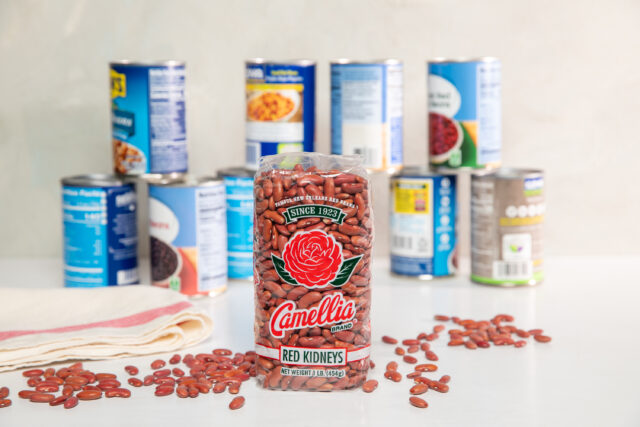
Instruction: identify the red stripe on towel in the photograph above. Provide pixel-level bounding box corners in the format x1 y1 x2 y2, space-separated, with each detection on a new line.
0 301 193 342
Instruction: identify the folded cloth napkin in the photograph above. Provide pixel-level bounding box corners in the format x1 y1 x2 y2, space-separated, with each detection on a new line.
0 286 213 372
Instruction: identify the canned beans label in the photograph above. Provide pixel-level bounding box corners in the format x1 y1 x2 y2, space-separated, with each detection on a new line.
111 63 188 175
471 172 544 285
391 174 457 277
245 62 316 169
149 183 227 295
331 62 403 170
428 60 501 168
254 154 372 390
62 184 139 287
222 175 254 279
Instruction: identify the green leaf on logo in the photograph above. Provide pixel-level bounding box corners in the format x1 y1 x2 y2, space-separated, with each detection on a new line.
330 255 363 287
271 255 298 285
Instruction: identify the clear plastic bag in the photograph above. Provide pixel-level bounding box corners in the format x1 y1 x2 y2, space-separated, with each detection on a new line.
253 153 373 391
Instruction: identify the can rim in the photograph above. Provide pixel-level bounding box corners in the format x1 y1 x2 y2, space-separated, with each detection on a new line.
331 58 402 65
472 168 543 180
217 167 255 178
428 56 500 64
246 58 316 66
147 175 223 187
61 174 129 187
392 165 455 178
110 60 185 67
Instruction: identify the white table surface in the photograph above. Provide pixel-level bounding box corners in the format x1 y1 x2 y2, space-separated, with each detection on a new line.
0 256 639 427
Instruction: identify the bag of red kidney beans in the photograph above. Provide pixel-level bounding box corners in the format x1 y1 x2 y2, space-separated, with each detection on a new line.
253 153 373 391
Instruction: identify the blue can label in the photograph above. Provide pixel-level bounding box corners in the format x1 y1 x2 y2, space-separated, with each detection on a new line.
63 185 139 287
111 63 188 175
331 62 403 170
390 175 457 277
223 176 254 279
428 60 501 168
245 62 315 169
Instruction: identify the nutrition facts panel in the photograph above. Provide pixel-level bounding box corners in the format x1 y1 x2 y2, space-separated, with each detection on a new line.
195 186 228 291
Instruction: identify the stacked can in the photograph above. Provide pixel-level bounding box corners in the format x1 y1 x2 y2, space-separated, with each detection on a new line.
331 59 403 172
148 176 228 297
245 59 316 170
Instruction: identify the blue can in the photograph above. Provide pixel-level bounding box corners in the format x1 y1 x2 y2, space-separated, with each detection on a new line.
331 59 403 171
62 174 139 287
110 61 188 176
218 167 254 279
390 167 457 278
245 59 316 170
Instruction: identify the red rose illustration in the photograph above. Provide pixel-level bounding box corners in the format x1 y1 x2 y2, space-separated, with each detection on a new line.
282 230 343 288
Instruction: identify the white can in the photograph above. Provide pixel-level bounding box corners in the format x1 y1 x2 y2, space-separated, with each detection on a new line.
331 59 403 172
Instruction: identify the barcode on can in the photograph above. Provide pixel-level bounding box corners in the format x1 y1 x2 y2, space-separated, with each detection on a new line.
117 267 139 285
492 261 532 280
392 235 413 251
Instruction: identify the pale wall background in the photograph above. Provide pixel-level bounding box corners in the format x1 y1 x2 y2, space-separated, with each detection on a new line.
1 0 639 258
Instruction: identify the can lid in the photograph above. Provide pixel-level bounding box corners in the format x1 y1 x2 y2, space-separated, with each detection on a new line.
61 174 129 187
217 167 255 178
393 165 455 179
110 60 185 67
331 58 402 65
246 58 316 66
472 168 544 180
147 174 222 188
428 57 500 64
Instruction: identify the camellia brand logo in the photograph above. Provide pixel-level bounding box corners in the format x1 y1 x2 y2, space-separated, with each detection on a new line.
269 293 356 338
271 230 362 289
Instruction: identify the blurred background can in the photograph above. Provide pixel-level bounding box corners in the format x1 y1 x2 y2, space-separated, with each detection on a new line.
390 166 457 278
428 57 501 169
471 169 544 286
245 59 316 170
110 60 188 179
61 174 139 287
218 167 254 280
331 59 403 172
148 176 227 297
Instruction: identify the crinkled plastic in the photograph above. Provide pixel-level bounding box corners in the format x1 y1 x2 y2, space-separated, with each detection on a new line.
253 153 373 391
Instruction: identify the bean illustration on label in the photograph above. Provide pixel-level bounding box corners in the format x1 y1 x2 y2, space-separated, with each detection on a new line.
254 153 373 391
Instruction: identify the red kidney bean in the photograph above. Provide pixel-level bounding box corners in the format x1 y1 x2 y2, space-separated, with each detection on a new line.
402 339 419 346
0 399 11 408
420 342 430 351
409 396 429 408
124 365 139 376
35 384 59 393
23 369 44 378
406 372 421 379
77 390 101 400
384 371 402 382
0 387 9 399
386 361 398 371
169 354 182 364
172 368 185 377
128 378 143 387
176 385 189 398
143 375 154 386
105 388 131 398
154 386 174 397
154 369 171 378
229 396 245 410
395 347 406 356
50 395 68 406
465 341 478 350
407 345 419 353
410 383 429 395
439 375 451 384
95 373 116 381
415 364 437 372
477 341 490 349
30 392 55 403
434 315 450 321
150 360 166 369
362 379 378 393
18 390 36 399
425 351 439 361
514 340 527 348
64 396 78 409
448 338 464 346
382 336 398 344
403 355 417 364
528 329 544 335
534 335 552 343
213 348 233 356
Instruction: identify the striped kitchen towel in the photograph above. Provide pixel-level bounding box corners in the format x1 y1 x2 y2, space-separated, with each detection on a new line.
0 286 213 372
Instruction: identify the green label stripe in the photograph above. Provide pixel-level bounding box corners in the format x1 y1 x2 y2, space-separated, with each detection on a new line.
282 205 346 225
470 271 544 286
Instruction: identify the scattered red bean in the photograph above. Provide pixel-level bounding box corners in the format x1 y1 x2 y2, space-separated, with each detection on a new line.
0 387 9 399
382 335 398 344
384 371 402 382
30 392 55 403
169 354 182 364
425 351 439 361
410 383 429 395
64 396 78 409
150 360 166 369
49 395 68 406
23 369 44 378
362 379 378 393
105 388 131 398
403 355 417 364
124 365 139 376
229 396 245 410
395 347 405 356
0 399 11 408
409 396 428 408
439 375 451 384
128 378 143 387
77 390 102 400
415 364 437 372
534 335 552 343
386 361 398 371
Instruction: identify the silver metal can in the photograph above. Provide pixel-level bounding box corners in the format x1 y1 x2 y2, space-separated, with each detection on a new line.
471 168 544 286
148 175 227 297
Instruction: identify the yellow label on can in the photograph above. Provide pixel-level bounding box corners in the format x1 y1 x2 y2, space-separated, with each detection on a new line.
394 180 431 214
110 69 126 99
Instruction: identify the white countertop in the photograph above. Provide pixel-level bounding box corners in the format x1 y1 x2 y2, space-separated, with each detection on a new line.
0 256 639 427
